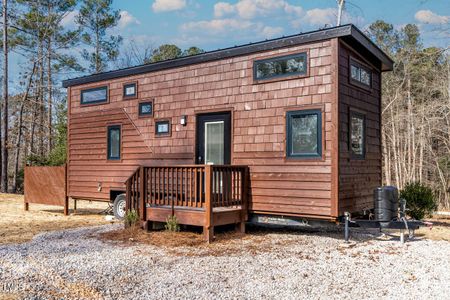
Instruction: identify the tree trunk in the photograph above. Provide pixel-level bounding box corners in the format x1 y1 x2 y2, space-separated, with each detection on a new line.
38 38 45 157
47 35 52 154
12 63 35 193
2 0 9 192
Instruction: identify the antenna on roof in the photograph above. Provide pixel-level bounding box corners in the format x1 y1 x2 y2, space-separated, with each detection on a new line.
337 0 345 26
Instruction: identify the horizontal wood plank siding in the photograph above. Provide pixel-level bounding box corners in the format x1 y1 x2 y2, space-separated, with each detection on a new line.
338 41 382 214
68 39 339 218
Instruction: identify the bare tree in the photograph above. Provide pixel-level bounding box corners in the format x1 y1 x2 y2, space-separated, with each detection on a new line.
2 0 9 192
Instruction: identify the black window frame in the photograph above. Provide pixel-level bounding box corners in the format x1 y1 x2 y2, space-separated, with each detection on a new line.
81 86 108 105
349 111 366 160
286 109 322 159
138 101 153 117
155 120 170 136
253 52 308 81
349 58 372 89
123 82 137 99
107 125 121 160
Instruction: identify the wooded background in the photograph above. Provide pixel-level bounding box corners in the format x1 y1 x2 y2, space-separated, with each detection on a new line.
0 1 448 209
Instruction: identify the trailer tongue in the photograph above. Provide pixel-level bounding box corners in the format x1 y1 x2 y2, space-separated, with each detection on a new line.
343 186 431 243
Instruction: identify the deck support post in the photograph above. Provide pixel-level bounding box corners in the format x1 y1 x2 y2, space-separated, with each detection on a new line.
73 199 77 213
204 165 214 243
63 196 69 216
236 222 245 233
139 166 146 224
204 226 214 243
24 202 29 211
238 167 249 233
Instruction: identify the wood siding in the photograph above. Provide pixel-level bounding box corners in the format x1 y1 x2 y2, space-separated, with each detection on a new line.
68 39 339 219
338 41 382 214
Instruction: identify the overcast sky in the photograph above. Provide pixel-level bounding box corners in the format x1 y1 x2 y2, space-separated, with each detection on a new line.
9 0 450 91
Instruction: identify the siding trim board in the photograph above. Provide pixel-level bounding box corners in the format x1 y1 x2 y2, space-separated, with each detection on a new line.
62 24 393 88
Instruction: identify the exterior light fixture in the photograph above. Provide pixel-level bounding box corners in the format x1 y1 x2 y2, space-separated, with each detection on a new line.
181 115 187 126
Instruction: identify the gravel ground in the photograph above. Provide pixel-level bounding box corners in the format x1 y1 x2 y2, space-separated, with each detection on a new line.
0 225 449 300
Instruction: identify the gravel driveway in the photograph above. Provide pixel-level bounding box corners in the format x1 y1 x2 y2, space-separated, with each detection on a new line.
0 224 449 299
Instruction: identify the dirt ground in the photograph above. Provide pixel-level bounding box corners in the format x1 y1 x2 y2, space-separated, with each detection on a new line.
0 193 449 246
0 193 115 245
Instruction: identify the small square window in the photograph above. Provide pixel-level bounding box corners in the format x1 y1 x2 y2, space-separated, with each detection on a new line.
350 112 365 159
81 86 108 104
123 83 137 98
286 110 322 158
155 120 170 136
139 102 153 116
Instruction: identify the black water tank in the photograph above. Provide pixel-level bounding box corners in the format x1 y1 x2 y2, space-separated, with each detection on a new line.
374 186 399 222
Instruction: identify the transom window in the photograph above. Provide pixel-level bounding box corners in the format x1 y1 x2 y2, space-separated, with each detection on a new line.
350 112 365 159
123 83 137 98
139 102 153 116
350 59 371 87
254 52 307 81
81 86 108 104
107 125 121 160
286 110 322 158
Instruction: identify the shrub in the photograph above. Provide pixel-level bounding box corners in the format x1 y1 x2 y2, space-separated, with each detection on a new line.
124 210 139 227
165 215 180 232
400 182 437 220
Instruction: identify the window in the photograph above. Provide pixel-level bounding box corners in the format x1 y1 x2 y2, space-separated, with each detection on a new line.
286 110 322 158
139 102 153 116
123 83 137 98
350 112 365 159
107 125 121 160
254 52 307 81
350 59 371 87
81 86 108 104
155 120 170 136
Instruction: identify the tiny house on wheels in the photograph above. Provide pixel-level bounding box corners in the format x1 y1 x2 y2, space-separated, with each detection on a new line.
60 24 393 241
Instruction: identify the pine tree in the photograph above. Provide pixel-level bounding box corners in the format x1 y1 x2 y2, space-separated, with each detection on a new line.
76 0 122 73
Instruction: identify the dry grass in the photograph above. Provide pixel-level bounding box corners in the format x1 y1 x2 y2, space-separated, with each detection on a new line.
416 215 450 241
0 193 114 245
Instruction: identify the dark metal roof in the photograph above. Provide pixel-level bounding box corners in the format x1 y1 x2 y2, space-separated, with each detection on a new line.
62 24 393 88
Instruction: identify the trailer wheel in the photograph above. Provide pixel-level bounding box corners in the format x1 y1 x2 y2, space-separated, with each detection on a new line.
113 194 126 220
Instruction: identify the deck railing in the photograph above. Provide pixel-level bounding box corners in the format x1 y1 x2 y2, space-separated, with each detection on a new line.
125 165 248 222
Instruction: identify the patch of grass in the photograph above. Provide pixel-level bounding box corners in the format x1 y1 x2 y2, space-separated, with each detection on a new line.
165 215 180 232
125 210 139 227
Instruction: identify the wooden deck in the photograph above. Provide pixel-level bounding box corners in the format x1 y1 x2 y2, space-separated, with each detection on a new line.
125 165 249 242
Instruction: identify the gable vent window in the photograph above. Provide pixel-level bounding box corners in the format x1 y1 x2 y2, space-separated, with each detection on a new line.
81 86 108 105
254 52 307 81
350 60 372 87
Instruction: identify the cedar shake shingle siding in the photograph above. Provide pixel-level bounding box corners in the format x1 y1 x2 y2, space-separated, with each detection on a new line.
65 25 393 220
